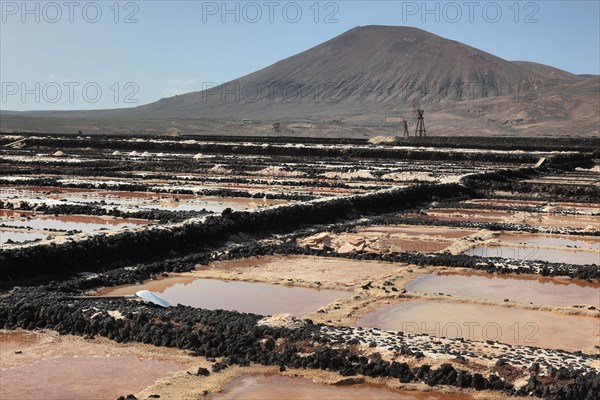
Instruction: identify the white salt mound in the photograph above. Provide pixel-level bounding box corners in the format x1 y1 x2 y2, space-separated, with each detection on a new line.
258 313 305 329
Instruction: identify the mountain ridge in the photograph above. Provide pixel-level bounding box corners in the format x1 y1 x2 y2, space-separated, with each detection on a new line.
135 25 553 118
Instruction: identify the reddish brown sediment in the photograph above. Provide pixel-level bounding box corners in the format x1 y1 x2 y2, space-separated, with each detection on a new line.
465 199 600 209
436 269 600 289
357 300 600 351
357 225 480 239
0 330 192 400
406 272 600 307
100 276 351 318
208 374 473 400
495 232 600 251
466 245 599 265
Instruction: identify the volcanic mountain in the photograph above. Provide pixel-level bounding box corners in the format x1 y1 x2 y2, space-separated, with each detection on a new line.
2 25 597 136
135 25 578 119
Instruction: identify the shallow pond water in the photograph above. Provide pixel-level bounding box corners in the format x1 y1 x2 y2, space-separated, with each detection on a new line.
357 225 479 239
358 300 599 351
103 277 351 317
496 232 600 251
209 374 471 400
467 245 599 265
0 210 151 233
524 214 599 230
0 186 289 212
0 230 48 244
0 355 183 400
405 273 600 307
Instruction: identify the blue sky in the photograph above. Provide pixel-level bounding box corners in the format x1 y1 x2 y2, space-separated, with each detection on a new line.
1 0 599 110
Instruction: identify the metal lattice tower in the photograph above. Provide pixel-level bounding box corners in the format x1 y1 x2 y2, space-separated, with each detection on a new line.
415 110 426 137
272 122 281 136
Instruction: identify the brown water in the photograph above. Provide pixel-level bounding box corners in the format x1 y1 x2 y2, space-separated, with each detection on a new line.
525 214 599 230
0 230 48 244
0 210 151 233
0 186 289 212
357 225 478 239
466 199 600 211
467 245 599 265
0 355 183 400
358 301 599 350
209 374 470 400
497 232 600 251
405 273 600 307
57 193 287 212
103 278 350 317
410 208 600 229
410 209 512 223
0 186 89 199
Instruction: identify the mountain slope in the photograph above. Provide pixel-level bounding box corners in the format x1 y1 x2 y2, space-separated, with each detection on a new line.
511 61 582 82
136 25 552 118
